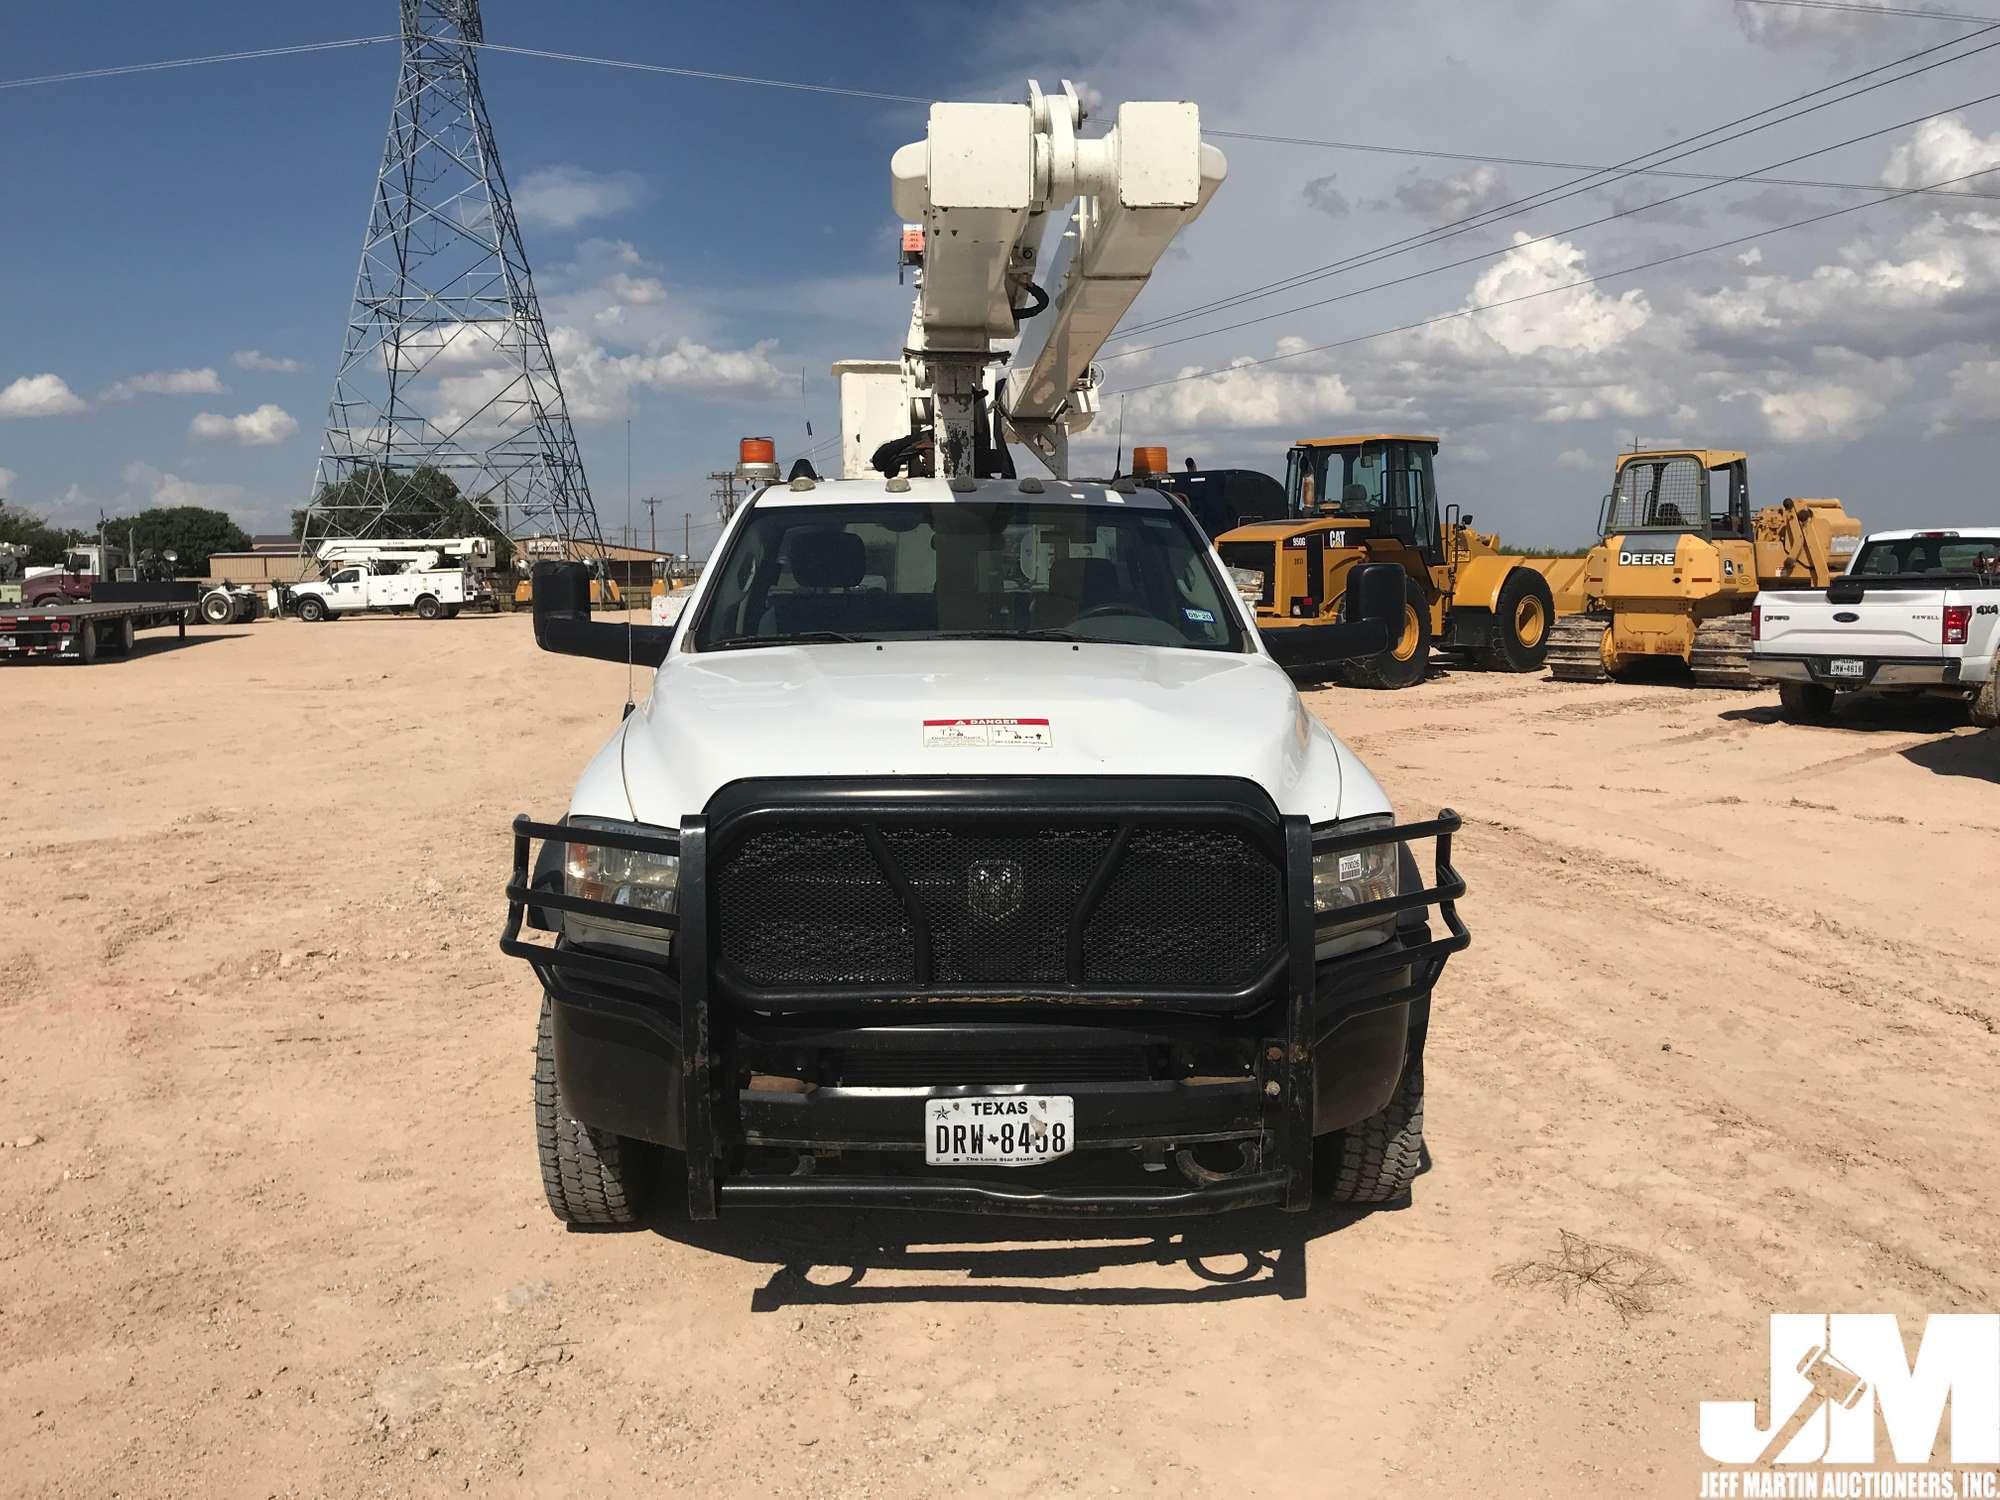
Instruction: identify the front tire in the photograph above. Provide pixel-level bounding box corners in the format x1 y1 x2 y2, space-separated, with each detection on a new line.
415 594 442 621
534 993 654 1227
296 595 327 624
201 592 235 624
1317 1052 1425 1204
1478 569 1555 673
1342 575 1432 690
1778 681 1836 722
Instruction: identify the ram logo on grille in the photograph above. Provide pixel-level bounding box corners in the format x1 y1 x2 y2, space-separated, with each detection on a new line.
966 859 1025 922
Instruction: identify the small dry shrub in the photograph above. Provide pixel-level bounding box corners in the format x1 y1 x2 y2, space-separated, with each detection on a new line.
1495 1229 1678 1322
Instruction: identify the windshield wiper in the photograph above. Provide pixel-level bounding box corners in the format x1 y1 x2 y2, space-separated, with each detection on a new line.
708 630 875 650
934 627 1095 643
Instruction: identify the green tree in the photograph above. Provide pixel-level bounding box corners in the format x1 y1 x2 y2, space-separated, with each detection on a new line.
293 466 511 567
0 501 84 568
96 506 252 576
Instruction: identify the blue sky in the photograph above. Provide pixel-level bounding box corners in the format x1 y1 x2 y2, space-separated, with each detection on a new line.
5 0 2000 550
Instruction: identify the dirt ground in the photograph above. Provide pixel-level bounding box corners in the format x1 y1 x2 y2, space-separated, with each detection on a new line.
2 612 1995 1499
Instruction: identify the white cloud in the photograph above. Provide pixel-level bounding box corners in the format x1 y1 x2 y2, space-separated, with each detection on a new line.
1736 247 1762 268
119 461 249 510
1375 164 1511 220
547 331 793 421
605 272 667 305
189 403 298 446
0 373 88 418
0 466 18 494
1752 380 1886 445
515 167 645 230
100 367 225 401
1555 448 1594 471
1122 352 1355 433
1881 116 2000 196
232 349 304 373
1301 174 1350 219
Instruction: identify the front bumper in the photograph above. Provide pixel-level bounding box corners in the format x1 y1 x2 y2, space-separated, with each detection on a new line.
501 794 1469 1219
1754 653 1966 689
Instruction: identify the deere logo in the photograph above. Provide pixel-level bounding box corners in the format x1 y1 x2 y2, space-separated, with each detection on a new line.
966 860 1024 922
1619 550 1678 566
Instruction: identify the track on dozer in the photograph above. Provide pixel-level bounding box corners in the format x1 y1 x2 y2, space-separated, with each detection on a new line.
1545 613 1610 682
1542 611 1763 688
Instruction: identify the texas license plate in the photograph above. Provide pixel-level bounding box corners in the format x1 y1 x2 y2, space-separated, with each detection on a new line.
924 1095 1073 1167
1828 658 1864 678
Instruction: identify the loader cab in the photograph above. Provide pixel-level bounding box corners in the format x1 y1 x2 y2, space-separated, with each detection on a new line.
1285 435 1443 563
1600 450 1749 540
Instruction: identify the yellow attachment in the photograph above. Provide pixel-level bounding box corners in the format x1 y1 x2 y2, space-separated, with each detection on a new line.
1294 433 1439 450
1615 447 1747 472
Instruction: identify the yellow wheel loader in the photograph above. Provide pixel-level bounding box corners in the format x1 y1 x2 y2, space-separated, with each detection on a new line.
1214 434 1561 688
1542 448 1861 686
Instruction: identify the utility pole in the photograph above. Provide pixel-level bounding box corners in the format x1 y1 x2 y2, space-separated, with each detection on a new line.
641 495 661 556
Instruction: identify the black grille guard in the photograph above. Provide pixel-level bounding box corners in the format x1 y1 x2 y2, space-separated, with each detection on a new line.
502 795 1469 1220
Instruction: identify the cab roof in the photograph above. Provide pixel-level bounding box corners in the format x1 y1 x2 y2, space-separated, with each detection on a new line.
1616 448 1747 469
1292 433 1439 448
752 476 1175 510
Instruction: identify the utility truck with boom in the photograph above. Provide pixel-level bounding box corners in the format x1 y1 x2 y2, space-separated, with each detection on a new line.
289 535 494 621
501 81 1469 1228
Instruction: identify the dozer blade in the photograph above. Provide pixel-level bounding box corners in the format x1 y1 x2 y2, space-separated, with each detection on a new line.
1544 613 1611 682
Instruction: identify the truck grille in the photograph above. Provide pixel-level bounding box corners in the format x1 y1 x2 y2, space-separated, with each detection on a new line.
825 1046 1153 1087
712 817 1285 997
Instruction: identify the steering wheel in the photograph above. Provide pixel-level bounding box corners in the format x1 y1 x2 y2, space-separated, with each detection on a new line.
1072 601 1139 621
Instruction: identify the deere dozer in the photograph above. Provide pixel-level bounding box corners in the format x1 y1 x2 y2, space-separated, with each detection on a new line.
1214 434 1560 687
1542 448 1862 685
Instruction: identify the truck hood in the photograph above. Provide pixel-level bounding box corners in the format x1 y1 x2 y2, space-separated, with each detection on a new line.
583 641 1384 828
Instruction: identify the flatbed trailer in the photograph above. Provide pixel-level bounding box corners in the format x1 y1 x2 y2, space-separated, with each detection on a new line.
0 596 198 664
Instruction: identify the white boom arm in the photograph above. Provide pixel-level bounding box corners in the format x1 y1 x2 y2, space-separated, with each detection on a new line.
315 536 495 571
848 79 1225 481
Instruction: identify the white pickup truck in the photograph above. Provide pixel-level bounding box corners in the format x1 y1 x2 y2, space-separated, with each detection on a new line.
289 562 486 622
1752 528 2000 724
500 479 1471 1225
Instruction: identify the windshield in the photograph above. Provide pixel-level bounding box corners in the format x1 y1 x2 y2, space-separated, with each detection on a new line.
1851 535 2000 580
1607 456 1706 533
691 500 1248 652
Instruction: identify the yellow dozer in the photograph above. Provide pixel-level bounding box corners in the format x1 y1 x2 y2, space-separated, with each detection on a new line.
1542 448 1862 685
1214 434 1562 688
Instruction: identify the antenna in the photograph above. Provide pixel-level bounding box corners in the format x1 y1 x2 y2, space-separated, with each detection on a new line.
623 416 636 718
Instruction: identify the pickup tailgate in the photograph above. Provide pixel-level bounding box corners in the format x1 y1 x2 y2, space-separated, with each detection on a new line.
1756 589 1947 660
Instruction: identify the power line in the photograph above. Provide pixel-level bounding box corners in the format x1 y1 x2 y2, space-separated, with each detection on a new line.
1103 84 2000 364
1205 128 2000 202
1114 21 2000 341
1741 0 1997 22
0 35 396 92
1111 159 1999 400
468 40 930 104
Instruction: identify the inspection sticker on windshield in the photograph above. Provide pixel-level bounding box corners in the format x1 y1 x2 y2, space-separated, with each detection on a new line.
923 717 1052 749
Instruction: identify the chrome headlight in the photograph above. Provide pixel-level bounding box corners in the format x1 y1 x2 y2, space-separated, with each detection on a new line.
1312 815 1400 957
562 815 678 948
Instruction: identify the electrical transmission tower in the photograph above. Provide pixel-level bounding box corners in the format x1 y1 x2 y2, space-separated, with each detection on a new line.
296 0 603 558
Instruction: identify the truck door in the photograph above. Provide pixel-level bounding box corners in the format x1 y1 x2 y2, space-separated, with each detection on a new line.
328 567 365 612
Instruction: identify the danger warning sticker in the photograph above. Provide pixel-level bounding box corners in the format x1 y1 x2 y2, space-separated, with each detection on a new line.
922 717 1052 749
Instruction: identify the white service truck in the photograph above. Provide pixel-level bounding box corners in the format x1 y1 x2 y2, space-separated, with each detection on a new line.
289 562 478 621
1753 527 2000 724
499 80 1471 1229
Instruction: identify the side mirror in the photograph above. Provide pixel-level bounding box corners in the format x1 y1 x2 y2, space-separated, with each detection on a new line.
1259 560 1401 669
532 561 673 666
